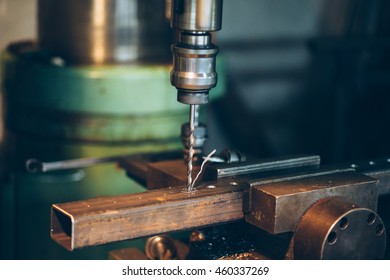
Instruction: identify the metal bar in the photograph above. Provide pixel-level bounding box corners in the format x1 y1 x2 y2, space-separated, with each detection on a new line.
203 155 320 180
51 180 247 251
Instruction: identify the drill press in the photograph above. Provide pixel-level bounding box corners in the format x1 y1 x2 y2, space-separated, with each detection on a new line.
169 0 223 191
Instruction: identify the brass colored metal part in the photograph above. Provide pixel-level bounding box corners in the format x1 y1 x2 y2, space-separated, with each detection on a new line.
145 236 178 260
189 230 206 242
109 239 189 260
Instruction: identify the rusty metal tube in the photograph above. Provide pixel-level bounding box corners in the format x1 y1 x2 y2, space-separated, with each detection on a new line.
51 182 246 251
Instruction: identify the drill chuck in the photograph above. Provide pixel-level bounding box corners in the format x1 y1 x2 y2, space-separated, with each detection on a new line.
171 33 218 105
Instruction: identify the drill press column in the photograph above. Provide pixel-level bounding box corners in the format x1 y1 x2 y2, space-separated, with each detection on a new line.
169 0 223 191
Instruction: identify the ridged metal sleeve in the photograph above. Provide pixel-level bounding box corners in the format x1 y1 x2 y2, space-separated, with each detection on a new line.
171 45 218 91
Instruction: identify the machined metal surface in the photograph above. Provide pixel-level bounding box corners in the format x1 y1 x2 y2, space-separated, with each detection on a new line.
38 0 172 64
245 171 379 234
293 198 386 260
171 0 223 31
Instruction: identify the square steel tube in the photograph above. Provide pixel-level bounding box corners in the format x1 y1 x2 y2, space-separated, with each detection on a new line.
51 181 246 251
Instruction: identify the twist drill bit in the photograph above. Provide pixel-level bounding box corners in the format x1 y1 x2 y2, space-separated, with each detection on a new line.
187 105 198 192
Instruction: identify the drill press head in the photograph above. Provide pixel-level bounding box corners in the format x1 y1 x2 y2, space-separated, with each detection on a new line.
170 0 223 105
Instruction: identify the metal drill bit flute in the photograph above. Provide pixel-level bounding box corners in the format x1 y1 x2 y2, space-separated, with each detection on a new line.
187 104 198 191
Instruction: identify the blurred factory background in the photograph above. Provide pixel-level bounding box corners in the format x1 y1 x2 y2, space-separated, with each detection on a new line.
1 0 390 259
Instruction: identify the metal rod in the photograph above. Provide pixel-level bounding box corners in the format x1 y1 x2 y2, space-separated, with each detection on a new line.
26 154 126 173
